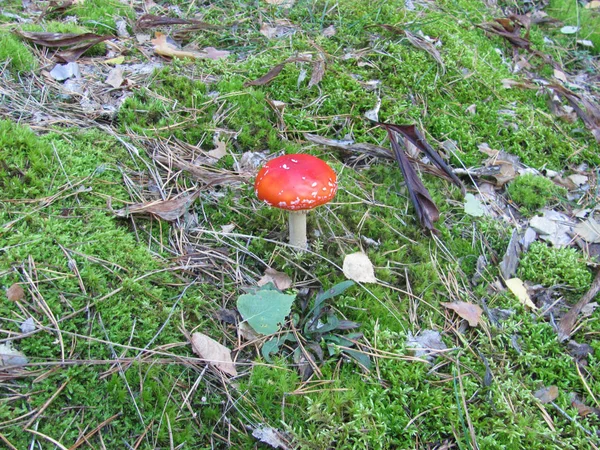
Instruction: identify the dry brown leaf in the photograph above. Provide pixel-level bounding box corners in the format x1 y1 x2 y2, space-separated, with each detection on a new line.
204 47 230 60
585 1 600 9
15 30 112 62
259 20 297 39
258 268 292 290
207 139 227 160
505 278 537 309
151 33 229 60
343 252 377 283
534 385 559 404
322 25 336 37
308 59 325 88
7 284 25 302
105 66 124 88
190 332 237 376
113 192 198 221
441 301 483 327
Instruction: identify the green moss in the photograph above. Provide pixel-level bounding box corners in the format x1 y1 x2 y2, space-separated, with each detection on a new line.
71 0 135 32
0 119 52 198
0 31 37 72
518 242 592 292
507 174 564 213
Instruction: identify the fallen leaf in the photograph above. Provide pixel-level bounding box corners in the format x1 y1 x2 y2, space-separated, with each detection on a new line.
585 1 600 9
20 317 35 334
567 174 588 187
441 301 483 327
113 192 198 221
574 217 600 243
553 69 567 83
375 122 465 234
105 66 124 88
237 289 296 335
322 25 336 37
364 97 381 122
207 138 227 160
50 62 80 81
343 252 377 283
577 39 594 48
245 56 311 87
505 278 537 309
190 332 237 376
406 330 447 363
105 56 125 65
238 321 260 342
464 193 485 217
151 33 228 60
529 210 574 247
15 30 112 62
560 26 580 34
204 47 230 60
570 393 600 417
308 59 325 88
252 425 291 449
258 268 292 291
7 284 25 301
259 20 297 39
0 343 28 367
534 385 559 404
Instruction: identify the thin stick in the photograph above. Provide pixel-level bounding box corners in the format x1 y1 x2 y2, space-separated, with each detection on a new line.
23 378 70 429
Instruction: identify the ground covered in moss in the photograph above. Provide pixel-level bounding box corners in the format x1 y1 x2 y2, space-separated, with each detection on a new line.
1 0 600 449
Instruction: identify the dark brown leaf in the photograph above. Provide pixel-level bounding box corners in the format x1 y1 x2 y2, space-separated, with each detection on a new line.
15 30 110 48
558 269 600 342
244 57 312 87
14 31 112 62
379 124 440 234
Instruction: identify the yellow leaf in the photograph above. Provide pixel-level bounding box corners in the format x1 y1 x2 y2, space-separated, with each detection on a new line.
505 278 537 309
105 56 125 65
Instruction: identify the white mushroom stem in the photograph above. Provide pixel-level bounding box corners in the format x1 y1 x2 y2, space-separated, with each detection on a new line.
288 211 308 249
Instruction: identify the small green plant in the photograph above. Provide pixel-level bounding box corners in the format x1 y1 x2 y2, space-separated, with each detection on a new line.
507 174 563 212
256 280 371 380
518 242 592 292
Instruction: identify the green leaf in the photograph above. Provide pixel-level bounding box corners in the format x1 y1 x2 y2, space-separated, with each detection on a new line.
308 280 355 320
261 339 280 363
464 193 484 217
237 290 296 335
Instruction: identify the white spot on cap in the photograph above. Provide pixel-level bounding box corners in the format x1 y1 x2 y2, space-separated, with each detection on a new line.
311 192 317 197
282 164 289 170
311 182 318 187
278 201 287 207
291 159 298 163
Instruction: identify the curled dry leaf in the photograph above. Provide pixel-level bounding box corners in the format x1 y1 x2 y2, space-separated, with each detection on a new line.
308 59 325 88
342 252 377 283
113 192 199 221
441 301 483 327
105 66 124 88
244 56 312 87
258 268 292 291
190 332 237 376
252 425 291 449
505 278 537 309
14 30 112 62
7 284 25 301
0 343 28 367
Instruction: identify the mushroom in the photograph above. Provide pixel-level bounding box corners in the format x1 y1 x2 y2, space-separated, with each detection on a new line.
254 154 337 249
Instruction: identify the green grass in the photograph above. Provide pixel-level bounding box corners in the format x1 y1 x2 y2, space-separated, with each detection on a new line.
0 0 599 448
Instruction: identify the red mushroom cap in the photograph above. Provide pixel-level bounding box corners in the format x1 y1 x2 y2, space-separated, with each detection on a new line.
255 154 337 211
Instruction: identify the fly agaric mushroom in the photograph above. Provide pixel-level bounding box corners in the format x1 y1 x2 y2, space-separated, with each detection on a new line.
255 154 337 249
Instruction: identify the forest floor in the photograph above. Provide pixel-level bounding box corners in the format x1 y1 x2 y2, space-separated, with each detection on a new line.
1 0 600 449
